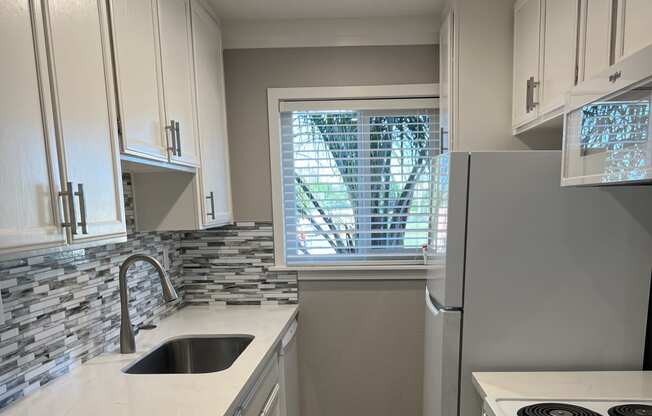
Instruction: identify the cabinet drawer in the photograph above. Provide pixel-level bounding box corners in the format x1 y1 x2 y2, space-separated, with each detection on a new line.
238 354 279 416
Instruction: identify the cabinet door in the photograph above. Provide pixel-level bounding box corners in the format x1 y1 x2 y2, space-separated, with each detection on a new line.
616 0 652 61
44 0 126 241
0 0 66 254
239 355 279 416
512 0 541 127
159 0 200 166
538 0 579 115
578 0 613 82
109 0 168 161
191 2 233 227
439 12 453 151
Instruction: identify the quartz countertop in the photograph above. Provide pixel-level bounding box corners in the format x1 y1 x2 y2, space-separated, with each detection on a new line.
473 371 652 415
3 305 299 416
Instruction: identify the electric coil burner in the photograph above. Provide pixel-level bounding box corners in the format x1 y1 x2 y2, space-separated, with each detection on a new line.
517 403 602 416
608 404 652 416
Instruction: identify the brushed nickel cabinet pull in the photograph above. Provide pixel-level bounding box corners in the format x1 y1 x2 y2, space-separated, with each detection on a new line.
174 120 181 157
260 384 280 416
58 181 77 235
526 76 540 113
206 191 215 220
609 70 622 83
75 183 88 235
166 120 177 156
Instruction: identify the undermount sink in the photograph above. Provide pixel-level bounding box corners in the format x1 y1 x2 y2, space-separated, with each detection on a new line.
123 335 254 374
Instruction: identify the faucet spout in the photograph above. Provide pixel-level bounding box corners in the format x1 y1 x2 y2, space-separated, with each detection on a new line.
118 254 178 354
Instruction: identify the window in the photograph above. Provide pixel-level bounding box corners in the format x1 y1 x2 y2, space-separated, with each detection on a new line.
275 95 441 266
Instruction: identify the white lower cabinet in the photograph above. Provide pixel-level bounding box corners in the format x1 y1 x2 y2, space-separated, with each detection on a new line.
0 0 126 256
234 320 299 416
236 352 281 416
278 320 299 416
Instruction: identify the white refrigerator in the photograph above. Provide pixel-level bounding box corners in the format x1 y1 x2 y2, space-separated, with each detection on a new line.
423 151 652 416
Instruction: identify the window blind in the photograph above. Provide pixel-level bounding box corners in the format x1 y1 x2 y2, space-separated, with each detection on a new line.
279 99 441 265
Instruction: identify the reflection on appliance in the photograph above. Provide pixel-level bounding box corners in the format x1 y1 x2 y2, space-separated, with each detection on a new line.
517 403 600 416
562 42 652 185
577 96 651 183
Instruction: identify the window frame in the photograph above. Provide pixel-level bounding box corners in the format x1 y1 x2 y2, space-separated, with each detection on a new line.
267 84 440 269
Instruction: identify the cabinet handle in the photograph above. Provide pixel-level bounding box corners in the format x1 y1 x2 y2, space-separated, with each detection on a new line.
174 120 181 157
206 191 215 220
58 181 77 235
75 183 89 235
526 76 540 112
260 384 280 416
166 120 177 156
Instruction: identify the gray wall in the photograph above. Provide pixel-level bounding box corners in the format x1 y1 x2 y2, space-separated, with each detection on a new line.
223 45 438 222
298 279 425 416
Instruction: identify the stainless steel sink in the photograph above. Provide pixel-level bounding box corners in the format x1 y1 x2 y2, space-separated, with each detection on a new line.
123 335 254 374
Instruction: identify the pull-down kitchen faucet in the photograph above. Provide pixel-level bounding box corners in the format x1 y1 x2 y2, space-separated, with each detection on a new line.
118 254 178 353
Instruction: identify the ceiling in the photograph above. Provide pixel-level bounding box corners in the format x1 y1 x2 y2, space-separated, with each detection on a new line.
207 0 444 20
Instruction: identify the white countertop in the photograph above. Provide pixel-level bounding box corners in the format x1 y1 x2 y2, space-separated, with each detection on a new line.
473 371 652 401
3 305 299 416
473 371 652 415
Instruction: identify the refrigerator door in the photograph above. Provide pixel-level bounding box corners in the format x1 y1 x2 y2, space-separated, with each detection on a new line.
458 151 652 416
423 288 462 416
426 152 469 308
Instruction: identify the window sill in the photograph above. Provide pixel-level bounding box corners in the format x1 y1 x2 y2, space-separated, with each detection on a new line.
269 264 439 273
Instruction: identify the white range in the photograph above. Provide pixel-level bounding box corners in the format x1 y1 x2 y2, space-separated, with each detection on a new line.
473 372 652 416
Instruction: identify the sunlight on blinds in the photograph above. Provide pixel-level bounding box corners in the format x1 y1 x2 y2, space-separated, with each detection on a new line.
280 102 441 264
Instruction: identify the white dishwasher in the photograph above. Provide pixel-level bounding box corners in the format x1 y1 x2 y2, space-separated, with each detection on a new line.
278 319 299 416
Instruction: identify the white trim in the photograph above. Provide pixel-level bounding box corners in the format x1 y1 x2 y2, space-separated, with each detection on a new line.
221 16 439 49
297 269 429 281
271 264 435 272
267 84 439 268
280 98 439 112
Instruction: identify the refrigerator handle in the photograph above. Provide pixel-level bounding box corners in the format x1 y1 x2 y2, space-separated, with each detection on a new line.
426 289 441 316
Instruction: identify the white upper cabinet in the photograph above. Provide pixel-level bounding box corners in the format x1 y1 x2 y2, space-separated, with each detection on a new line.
512 0 542 127
44 0 126 242
158 0 200 167
512 0 579 133
128 1 233 232
439 11 453 151
615 0 652 61
0 0 66 254
577 0 613 83
1 0 126 256
108 0 168 161
538 0 579 114
192 0 232 226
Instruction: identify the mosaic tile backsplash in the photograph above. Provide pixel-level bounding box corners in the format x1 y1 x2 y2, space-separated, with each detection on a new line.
182 223 298 305
0 174 297 411
0 175 184 409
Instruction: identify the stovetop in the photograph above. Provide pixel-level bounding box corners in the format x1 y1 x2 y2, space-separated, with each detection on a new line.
492 399 652 416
